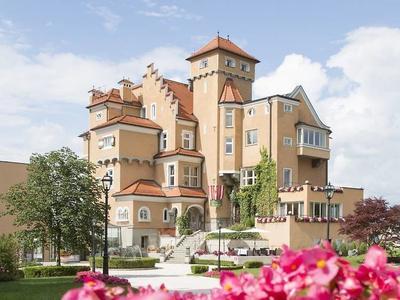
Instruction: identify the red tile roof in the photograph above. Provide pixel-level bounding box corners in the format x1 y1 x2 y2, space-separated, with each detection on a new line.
219 78 244 104
187 36 260 63
87 88 141 108
91 115 162 131
164 79 197 122
114 179 206 198
154 148 204 159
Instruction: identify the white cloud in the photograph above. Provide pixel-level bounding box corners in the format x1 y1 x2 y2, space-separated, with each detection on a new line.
86 3 121 32
0 23 188 162
254 26 400 203
139 1 202 21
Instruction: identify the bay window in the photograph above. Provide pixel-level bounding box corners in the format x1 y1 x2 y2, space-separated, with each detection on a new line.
183 166 199 187
297 127 327 148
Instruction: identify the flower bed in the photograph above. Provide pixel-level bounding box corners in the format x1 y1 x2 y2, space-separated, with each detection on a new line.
75 271 130 286
256 216 286 223
63 243 400 299
295 216 346 223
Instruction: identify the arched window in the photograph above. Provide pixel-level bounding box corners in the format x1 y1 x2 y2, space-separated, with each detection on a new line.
138 207 151 222
163 208 169 223
117 207 129 221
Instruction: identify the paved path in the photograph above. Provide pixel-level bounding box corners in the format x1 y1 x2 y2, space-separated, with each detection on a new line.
110 263 220 294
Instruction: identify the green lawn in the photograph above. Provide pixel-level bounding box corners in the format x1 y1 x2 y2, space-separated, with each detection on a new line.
232 268 261 276
0 276 81 300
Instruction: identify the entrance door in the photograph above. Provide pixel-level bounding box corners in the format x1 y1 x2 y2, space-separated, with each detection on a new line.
141 236 149 249
187 206 203 231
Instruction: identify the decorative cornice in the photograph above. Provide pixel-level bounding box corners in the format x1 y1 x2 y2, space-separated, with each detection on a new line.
190 70 254 82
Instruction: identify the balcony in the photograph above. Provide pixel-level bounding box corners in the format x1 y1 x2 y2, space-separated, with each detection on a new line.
297 144 330 159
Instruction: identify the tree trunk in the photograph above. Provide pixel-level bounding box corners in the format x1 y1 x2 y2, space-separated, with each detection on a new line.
56 232 61 266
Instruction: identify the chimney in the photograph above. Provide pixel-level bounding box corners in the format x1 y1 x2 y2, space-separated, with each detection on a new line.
88 87 104 104
187 79 193 92
118 78 134 102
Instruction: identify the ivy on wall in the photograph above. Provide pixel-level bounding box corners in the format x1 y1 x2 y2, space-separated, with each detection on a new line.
176 215 190 235
232 148 279 224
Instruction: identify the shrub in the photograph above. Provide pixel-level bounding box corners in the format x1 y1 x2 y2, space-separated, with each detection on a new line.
23 265 90 278
191 265 209 274
192 258 235 266
339 243 348 256
176 215 190 235
358 242 368 255
90 257 158 269
244 260 264 268
212 265 243 271
0 234 19 281
182 229 193 236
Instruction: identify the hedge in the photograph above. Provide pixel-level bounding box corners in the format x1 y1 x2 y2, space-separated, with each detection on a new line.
211 265 243 271
23 266 90 278
90 257 159 269
0 234 19 281
244 261 264 268
192 258 235 266
191 265 209 274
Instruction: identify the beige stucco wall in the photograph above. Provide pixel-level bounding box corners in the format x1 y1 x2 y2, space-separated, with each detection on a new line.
0 161 28 235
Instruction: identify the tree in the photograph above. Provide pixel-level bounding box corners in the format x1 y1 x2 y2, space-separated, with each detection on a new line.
339 197 400 249
232 148 278 224
1 147 104 265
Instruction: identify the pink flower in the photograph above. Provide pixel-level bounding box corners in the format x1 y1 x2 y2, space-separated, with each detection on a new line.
364 245 387 270
302 247 339 285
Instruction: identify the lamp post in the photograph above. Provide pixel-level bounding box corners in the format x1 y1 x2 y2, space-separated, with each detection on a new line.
101 174 113 275
91 221 96 272
217 223 221 272
324 182 336 242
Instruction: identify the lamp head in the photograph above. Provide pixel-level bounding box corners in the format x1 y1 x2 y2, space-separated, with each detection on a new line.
101 174 113 192
324 182 335 200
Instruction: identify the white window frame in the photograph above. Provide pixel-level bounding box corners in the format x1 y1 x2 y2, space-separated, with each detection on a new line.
182 130 194 150
199 58 208 69
297 127 327 148
279 202 304 217
240 61 250 72
116 207 129 221
225 56 236 68
247 107 255 117
284 103 293 112
95 111 103 121
167 163 176 186
162 208 170 223
138 206 151 222
183 166 199 187
283 137 293 146
225 137 233 155
241 168 256 186
150 103 156 120
245 129 258 146
140 105 147 118
283 168 292 187
160 131 168 151
225 109 233 128
102 135 115 149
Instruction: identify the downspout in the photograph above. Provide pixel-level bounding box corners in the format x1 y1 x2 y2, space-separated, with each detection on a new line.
201 158 206 231
268 98 272 160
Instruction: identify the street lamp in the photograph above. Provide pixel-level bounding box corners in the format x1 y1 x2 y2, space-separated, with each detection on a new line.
217 223 222 272
101 174 113 275
324 182 336 242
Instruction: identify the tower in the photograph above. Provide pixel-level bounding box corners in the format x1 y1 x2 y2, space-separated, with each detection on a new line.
186 36 260 229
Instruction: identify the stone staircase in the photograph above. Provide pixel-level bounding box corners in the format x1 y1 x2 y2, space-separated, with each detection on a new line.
166 230 206 264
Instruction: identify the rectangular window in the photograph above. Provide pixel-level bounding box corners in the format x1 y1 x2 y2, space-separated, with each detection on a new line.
167 164 175 186
199 58 208 69
283 168 292 187
183 166 199 187
151 103 156 120
298 128 327 148
284 103 293 112
182 131 193 149
102 136 114 149
241 169 256 186
225 109 233 127
280 202 304 216
225 57 236 68
140 106 147 118
283 137 292 146
240 62 250 72
96 112 103 120
160 131 167 150
246 129 258 146
225 137 233 154
311 202 342 218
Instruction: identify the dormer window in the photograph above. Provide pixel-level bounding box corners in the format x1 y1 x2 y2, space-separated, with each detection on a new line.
240 61 250 72
200 58 208 69
225 57 236 68
140 106 147 118
182 131 194 149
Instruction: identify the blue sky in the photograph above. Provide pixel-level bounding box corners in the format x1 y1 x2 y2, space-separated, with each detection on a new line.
1 0 400 202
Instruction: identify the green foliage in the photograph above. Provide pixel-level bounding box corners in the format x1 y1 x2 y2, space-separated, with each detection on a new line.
244 260 264 268
191 265 209 274
176 215 190 235
0 234 19 281
254 149 278 216
89 257 158 269
232 148 278 224
23 266 90 278
339 243 348 256
357 242 368 255
1 147 104 266
211 265 244 271
205 223 261 240
191 258 235 266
